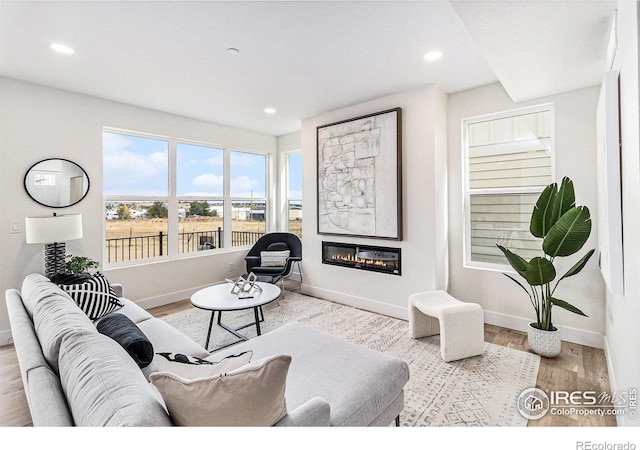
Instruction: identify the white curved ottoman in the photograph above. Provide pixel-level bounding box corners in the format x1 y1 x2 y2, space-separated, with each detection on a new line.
408 290 485 362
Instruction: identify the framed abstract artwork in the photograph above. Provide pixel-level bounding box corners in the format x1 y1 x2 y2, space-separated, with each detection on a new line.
316 108 402 240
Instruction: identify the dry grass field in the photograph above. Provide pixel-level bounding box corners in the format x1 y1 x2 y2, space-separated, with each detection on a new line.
105 218 301 263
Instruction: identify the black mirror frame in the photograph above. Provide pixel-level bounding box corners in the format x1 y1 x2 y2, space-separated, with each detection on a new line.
24 158 90 208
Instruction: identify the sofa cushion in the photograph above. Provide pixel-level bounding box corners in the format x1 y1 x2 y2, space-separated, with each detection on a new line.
97 313 154 368
149 354 291 426
58 272 123 320
58 329 172 426
154 350 252 380
212 322 410 426
137 318 210 359
21 274 97 373
103 297 153 324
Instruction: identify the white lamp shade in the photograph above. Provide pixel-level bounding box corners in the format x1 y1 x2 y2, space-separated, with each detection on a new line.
25 214 83 244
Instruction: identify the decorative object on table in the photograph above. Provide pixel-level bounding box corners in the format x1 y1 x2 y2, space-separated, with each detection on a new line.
24 158 90 208
25 213 83 278
317 108 402 240
496 177 594 357
228 272 262 298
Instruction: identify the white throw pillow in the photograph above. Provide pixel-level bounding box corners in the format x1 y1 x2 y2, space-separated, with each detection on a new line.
260 250 290 267
154 351 252 380
149 354 291 426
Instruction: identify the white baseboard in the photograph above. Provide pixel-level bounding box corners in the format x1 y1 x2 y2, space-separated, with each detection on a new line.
300 286 604 349
301 284 408 321
483 310 605 349
135 283 216 310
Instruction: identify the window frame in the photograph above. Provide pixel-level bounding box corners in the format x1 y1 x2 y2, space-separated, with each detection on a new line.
462 103 556 271
103 128 271 268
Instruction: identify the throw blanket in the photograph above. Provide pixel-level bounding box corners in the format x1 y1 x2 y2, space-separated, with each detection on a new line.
97 313 154 368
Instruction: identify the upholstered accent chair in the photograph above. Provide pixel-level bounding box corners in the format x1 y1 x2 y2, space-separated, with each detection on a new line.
244 233 302 296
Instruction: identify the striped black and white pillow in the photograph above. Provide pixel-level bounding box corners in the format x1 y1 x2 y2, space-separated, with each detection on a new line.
59 272 123 320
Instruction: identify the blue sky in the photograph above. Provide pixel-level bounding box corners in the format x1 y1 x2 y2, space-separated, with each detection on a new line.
103 132 300 198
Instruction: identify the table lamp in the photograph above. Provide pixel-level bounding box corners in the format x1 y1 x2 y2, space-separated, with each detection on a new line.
25 213 83 278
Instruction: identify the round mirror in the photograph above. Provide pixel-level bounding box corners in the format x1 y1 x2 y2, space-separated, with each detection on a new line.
24 158 90 208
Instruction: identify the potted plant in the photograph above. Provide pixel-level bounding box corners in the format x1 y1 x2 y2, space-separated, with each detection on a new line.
65 255 100 274
497 177 594 357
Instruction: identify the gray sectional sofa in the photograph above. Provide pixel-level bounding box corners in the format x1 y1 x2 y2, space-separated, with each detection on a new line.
5 273 410 426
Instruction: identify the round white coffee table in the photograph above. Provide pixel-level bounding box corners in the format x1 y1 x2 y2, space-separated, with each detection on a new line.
191 281 281 351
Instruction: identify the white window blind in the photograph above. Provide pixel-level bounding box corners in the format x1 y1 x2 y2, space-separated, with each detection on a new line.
464 106 554 268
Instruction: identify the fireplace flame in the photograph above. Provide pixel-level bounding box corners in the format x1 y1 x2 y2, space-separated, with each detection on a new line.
331 253 388 267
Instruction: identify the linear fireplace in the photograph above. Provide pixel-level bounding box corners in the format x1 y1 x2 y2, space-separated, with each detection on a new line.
322 241 401 276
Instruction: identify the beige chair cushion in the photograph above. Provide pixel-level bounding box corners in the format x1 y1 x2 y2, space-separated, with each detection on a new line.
149 354 291 426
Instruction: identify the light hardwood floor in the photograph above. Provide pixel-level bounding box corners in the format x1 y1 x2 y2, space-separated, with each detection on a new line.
0 280 616 427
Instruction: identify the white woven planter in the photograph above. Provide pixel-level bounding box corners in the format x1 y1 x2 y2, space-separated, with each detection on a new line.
527 323 561 357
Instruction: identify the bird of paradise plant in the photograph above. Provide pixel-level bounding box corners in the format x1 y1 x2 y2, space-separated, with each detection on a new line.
497 177 593 331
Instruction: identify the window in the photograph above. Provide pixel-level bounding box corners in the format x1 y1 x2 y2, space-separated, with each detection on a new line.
230 150 267 247
103 130 269 265
463 104 554 269
286 152 302 239
177 143 225 253
104 132 169 264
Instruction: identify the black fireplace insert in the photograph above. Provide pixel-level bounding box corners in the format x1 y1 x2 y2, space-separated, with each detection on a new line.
322 241 401 276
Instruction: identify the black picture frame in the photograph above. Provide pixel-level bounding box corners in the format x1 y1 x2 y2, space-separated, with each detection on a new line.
316 108 402 240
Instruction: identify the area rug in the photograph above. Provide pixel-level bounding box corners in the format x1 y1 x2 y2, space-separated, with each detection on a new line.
161 291 540 427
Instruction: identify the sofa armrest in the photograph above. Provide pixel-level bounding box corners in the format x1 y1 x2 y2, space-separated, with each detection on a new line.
111 283 124 298
274 397 331 427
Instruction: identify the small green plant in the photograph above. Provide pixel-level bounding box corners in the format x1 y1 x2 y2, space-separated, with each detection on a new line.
65 255 100 274
497 177 593 331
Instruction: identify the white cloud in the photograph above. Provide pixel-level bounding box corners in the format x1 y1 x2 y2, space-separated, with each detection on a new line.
103 133 168 186
230 175 259 196
231 152 262 167
193 173 224 190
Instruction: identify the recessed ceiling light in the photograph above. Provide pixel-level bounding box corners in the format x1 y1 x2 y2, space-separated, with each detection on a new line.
264 108 277 114
50 42 75 55
424 50 442 62
227 48 240 55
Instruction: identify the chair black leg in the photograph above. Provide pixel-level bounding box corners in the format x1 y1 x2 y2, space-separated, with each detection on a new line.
395 415 400 427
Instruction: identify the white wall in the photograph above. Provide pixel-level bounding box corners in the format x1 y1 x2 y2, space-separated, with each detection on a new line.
0 77 277 345
448 83 606 348
300 85 448 319
605 0 640 427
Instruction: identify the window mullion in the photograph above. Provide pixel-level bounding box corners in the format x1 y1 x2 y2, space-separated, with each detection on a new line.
223 148 232 248
167 139 178 257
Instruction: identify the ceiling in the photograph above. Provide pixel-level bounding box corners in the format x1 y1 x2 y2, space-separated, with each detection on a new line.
0 1 617 136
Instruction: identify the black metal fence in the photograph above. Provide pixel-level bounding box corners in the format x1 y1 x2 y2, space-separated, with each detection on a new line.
105 228 264 263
